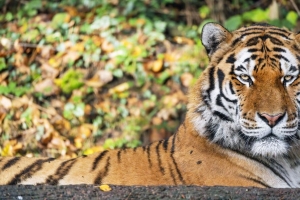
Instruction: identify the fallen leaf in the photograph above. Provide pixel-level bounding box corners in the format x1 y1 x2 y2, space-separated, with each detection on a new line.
151 59 164 73
174 36 194 45
99 184 112 192
0 96 12 110
180 72 193 87
0 37 12 49
86 70 113 87
34 79 59 96
108 82 131 94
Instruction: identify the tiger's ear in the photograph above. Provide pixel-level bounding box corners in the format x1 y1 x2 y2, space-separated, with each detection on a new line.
201 23 232 58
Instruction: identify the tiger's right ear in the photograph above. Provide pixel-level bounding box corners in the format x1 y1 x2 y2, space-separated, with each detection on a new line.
201 23 232 58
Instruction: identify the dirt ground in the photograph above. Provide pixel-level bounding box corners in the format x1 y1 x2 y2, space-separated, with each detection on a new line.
0 185 299 200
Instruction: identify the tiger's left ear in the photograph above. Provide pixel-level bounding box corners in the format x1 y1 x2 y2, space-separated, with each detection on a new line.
201 23 232 58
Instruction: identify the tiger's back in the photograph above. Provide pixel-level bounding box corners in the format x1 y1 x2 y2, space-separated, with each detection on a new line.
2 23 300 187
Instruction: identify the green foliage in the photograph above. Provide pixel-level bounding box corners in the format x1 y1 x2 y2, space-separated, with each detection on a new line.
55 69 84 94
242 8 269 23
199 6 210 19
225 7 298 31
103 138 141 149
224 15 242 31
51 13 69 29
21 108 33 129
286 11 298 26
0 82 29 97
63 102 85 120
0 58 7 71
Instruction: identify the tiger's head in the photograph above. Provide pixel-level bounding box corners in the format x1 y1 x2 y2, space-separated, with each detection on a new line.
188 23 300 157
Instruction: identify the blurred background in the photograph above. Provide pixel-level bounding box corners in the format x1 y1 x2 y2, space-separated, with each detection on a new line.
0 0 298 158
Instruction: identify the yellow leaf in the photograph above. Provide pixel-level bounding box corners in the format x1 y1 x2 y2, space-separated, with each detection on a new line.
174 36 194 45
108 82 131 94
133 46 143 57
49 57 61 68
70 42 85 52
99 184 112 192
151 59 164 73
1 143 13 156
74 137 82 149
83 146 103 155
63 6 79 17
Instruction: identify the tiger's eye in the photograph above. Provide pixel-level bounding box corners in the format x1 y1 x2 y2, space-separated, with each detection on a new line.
284 75 293 82
240 74 250 81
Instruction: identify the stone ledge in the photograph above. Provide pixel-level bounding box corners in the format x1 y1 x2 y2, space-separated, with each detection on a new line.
0 185 299 199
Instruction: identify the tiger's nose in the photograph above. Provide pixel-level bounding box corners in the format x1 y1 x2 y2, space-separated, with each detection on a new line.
258 113 284 127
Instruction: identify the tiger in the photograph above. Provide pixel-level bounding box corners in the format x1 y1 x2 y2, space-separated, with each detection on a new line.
1 22 300 188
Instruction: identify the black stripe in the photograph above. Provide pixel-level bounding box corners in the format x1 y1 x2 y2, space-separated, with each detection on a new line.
217 69 225 89
163 138 169 152
289 65 297 73
240 26 289 34
2 157 21 170
217 69 237 104
246 37 259 46
273 47 286 52
7 158 55 185
226 53 236 64
169 163 177 185
293 45 300 52
94 156 111 184
241 32 262 39
207 66 215 101
257 58 264 66
156 141 165 175
267 27 290 34
269 158 293 185
146 143 152 168
231 149 292 187
170 133 185 184
229 82 235 95
239 27 266 33
251 54 258 60
231 38 241 47
92 150 108 171
248 48 258 52
117 150 121 163
268 31 290 40
240 175 271 188
216 95 224 108
243 58 250 63
274 54 289 62
46 158 77 185
235 65 246 72
213 111 233 122
205 119 219 141
269 36 284 45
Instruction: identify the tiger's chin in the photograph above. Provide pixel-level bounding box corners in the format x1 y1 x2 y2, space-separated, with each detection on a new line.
250 136 289 157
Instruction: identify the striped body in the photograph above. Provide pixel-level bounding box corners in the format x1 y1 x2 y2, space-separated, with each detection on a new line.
0 121 298 187
2 23 300 187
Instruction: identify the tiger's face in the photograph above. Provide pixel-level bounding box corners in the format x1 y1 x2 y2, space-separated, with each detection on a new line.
189 23 300 157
